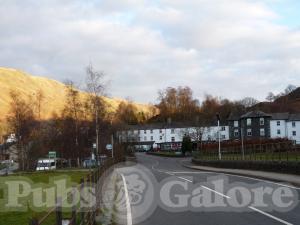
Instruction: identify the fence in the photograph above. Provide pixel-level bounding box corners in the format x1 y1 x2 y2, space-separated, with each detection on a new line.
29 156 124 225
194 141 300 162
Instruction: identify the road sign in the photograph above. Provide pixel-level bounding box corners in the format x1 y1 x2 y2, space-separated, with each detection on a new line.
106 144 112 150
48 151 56 159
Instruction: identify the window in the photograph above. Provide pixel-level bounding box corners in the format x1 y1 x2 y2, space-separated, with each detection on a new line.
292 122 296 128
247 118 252 126
293 131 297 136
159 129 162 133
247 129 252 136
234 129 239 137
144 130 146 134
151 136 153 141
171 137 175 142
138 130 140 134
277 121 281 126
221 135 226 139
234 121 239 127
260 118 264 126
139 137 141 141
150 129 153 134
160 136 162 140
221 126 226 131
171 129 175 134
277 129 281 135
260 128 265 137
144 136 147 141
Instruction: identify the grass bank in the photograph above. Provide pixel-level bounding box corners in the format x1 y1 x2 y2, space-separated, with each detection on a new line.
0 170 88 225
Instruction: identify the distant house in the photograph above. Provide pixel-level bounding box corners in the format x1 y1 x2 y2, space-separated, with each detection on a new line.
270 113 300 144
228 111 300 144
228 111 271 140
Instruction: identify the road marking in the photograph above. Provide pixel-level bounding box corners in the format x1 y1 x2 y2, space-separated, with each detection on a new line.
165 171 174 176
172 170 300 190
177 176 193 182
200 185 231 199
172 171 215 174
121 174 133 225
249 206 293 225
176 176 231 199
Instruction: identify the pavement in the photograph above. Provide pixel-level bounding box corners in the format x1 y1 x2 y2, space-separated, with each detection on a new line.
117 153 300 225
181 159 300 188
0 162 18 175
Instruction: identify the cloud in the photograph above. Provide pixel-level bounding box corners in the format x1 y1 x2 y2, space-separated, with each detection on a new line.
0 0 300 103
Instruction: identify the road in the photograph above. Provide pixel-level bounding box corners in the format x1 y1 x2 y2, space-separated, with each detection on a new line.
121 153 300 225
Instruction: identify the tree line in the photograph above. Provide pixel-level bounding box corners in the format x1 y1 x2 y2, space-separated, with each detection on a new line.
153 84 298 125
5 65 152 170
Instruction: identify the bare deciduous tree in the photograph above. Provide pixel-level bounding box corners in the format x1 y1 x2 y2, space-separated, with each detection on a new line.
85 64 106 156
7 90 35 170
238 97 259 108
266 92 275 102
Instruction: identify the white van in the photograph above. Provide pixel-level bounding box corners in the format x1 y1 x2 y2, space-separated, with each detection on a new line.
36 158 56 171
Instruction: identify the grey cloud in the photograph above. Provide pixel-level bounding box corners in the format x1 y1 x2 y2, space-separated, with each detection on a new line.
0 0 299 104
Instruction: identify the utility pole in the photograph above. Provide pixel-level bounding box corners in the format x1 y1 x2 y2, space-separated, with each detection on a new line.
241 121 245 160
216 114 222 160
111 133 114 158
95 108 99 160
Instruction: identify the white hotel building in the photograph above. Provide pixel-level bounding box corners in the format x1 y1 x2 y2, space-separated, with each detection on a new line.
117 123 230 151
118 111 300 151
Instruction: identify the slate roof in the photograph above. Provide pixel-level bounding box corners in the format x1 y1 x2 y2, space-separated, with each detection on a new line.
289 114 300 121
270 113 290 120
240 111 272 119
227 112 243 121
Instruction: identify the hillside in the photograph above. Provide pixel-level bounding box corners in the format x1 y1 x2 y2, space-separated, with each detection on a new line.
252 87 300 113
0 67 154 122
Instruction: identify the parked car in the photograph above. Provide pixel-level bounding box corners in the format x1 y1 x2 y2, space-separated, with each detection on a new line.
36 158 56 171
82 158 100 168
36 158 67 171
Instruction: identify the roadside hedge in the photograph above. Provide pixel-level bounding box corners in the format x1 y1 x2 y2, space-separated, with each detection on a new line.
192 158 300 175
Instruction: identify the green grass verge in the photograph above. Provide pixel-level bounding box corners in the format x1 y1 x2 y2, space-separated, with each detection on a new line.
193 152 300 162
0 170 88 225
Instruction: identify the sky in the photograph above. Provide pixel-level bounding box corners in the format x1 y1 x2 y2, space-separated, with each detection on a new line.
0 0 300 104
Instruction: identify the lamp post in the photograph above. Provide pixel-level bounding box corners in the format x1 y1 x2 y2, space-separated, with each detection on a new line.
216 114 222 160
241 121 245 160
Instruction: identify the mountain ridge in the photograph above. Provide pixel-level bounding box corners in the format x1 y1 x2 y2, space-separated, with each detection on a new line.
0 67 154 121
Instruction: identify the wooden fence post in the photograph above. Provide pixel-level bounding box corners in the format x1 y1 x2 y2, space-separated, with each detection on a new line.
80 178 85 224
56 197 62 225
71 186 77 225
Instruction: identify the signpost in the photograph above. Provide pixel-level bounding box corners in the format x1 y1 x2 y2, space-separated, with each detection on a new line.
48 151 56 159
48 151 57 169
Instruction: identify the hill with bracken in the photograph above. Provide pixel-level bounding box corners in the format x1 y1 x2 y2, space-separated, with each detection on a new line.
251 87 300 113
0 67 155 123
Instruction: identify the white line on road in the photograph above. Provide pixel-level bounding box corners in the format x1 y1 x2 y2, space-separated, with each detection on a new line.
200 185 231 199
249 206 293 225
176 176 231 199
121 174 133 225
177 176 193 182
165 171 174 176
172 170 300 190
